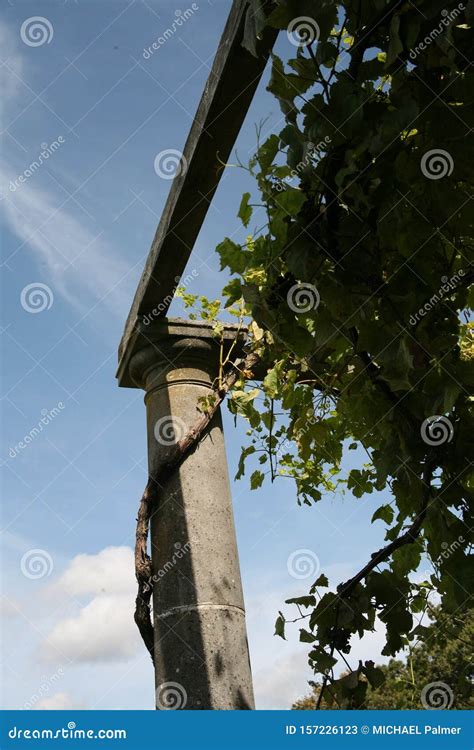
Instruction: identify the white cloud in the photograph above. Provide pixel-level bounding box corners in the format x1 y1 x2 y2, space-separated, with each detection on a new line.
244 579 314 709
33 691 86 710
54 546 135 597
254 648 312 710
45 594 140 663
346 618 389 669
43 546 141 664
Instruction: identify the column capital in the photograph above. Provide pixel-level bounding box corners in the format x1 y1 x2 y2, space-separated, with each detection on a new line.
126 317 246 390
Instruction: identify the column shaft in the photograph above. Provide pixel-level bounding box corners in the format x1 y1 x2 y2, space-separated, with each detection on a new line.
130 330 254 710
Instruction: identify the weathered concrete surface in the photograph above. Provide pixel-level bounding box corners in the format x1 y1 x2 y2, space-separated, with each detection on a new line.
129 319 254 710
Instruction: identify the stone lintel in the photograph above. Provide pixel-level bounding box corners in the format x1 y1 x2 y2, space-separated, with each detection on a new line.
117 1 278 387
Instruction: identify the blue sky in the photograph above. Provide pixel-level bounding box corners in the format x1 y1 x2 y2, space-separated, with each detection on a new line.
1 0 391 710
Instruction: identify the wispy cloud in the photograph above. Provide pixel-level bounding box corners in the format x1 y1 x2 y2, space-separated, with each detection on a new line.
0 19 24 119
0 19 133 319
1 162 133 318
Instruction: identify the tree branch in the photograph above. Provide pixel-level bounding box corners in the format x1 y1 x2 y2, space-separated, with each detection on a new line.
338 458 435 599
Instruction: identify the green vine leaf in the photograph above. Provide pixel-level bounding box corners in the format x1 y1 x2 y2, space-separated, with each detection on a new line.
371 505 394 525
250 469 265 489
274 612 286 640
238 192 253 228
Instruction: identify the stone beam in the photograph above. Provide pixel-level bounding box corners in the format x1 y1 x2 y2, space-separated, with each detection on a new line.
117 0 278 388
129 318 253 709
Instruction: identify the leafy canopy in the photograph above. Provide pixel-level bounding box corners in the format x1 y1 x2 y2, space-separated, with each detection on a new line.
206 0 473 707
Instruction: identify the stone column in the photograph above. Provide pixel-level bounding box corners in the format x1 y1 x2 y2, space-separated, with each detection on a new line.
129 319 254 710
